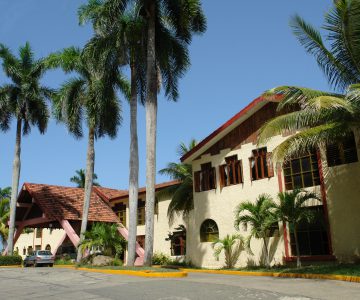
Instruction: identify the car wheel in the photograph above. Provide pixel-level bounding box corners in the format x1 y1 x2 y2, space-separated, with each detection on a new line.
49 264 53 267
23 263 27 268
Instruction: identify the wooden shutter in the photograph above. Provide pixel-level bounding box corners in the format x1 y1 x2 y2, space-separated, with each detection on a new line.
194 171 201 192
239 160 244 183
219 165 225 190
236 160 244 183
212 167 217 189
266 152 274 177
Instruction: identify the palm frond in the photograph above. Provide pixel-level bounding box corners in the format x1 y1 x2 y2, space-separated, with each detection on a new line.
272 122 351 162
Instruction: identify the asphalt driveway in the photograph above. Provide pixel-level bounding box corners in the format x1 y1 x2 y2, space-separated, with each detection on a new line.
0 267 358 300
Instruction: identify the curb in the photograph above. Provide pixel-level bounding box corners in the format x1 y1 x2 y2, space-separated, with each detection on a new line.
54 265 187 278
180 268 360 283
0 265 22 268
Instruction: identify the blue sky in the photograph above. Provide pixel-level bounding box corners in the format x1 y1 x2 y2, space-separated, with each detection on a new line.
0 0 333 190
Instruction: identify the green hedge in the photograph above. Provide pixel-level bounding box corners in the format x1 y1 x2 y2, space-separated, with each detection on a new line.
0 255 23 266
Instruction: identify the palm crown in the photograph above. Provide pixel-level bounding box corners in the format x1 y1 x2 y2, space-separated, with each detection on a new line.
0 42 52 134
48 47 123 138
258 0 360 161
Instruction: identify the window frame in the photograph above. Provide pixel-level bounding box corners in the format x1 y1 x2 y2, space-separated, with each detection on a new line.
219 155 243 188
283 151 320 190
137 200 145 226
200 219 219 243
170 231 186 256
194 163 217 192
249 148 274 181
326 134 358 167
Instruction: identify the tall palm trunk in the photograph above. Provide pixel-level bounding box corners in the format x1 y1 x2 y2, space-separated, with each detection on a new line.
76 127 95 262
262 237 270 268
293 224 302 268
7 118 22 255
144 0 157 266
127 61 139 266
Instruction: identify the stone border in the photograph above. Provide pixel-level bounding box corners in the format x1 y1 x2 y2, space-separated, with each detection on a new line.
180 268 360 283
55 265 188 278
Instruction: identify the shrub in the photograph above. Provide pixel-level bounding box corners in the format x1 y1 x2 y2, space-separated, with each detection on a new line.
152 252 171 265
112 258 123 266
0 255 22 266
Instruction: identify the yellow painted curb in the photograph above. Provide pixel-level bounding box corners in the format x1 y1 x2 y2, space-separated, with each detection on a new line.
55 265 187 278
0 265 22 268
180 268 360 283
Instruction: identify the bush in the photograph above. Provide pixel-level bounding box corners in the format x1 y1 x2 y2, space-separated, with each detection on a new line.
0 255 22 266
152 252 171 265
112 258 123 266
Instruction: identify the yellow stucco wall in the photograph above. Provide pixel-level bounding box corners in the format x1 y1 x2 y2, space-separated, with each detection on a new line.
15 228 65 258
187 135 289 268
111 195 186 259
321 131 360 262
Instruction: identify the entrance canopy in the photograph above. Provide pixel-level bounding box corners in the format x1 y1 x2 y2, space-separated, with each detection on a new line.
7 183 144 264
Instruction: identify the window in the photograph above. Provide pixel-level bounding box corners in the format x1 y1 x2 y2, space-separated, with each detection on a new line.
219 155 243 188
283 151 320 190
36 228 42 239
326 133 358 167
137 200 145 225
35 245 41 251
249 148 274 181
23 248 26 255
194 163 216 192
289 206 330 256
170 232 186 256
113 202 127 226
200 219 219 242
45 244 51 252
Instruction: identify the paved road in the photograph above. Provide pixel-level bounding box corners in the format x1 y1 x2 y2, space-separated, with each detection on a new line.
0 267 358 300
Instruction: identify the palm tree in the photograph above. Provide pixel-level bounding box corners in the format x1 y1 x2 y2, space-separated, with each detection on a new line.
234 194 277 268
0 43 53 254
47 46 127 262
79 223 127 259
78 0 206 266
0 187 11 250
212 234 244 269
70 169 100 188
258 1 360 161
158 139 197 224
79 0 146 266
142 0 206 266
274 189 319 268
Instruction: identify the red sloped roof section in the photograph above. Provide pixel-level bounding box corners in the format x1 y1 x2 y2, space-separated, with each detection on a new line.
24 183 119 223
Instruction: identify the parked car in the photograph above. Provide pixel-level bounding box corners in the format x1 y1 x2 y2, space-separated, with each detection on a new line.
24 250 54 267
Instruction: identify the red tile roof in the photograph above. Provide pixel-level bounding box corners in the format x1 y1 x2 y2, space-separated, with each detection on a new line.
106 180 180 202
93 186 128 202
23 183 119 223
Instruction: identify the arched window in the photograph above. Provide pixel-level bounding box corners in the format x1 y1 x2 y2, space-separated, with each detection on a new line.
45 244 51 252
200 219 219 242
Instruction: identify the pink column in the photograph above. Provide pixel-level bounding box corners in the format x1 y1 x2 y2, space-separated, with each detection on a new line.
59 220 80 247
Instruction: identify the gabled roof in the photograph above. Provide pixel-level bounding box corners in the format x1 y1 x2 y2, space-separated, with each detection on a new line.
93 186 128 202
180 95 280 163
20 183 119 223
109 180 180 202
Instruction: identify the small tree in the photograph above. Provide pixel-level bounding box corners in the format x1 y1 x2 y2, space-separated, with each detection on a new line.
212 234 244 269
79 223 126 259
274 189 320 268
234 194 277 268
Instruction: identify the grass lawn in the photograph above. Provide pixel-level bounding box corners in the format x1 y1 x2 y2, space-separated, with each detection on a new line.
235 264 360 276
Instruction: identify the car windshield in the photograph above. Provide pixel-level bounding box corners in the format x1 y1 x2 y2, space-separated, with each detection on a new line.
37 251 52 255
